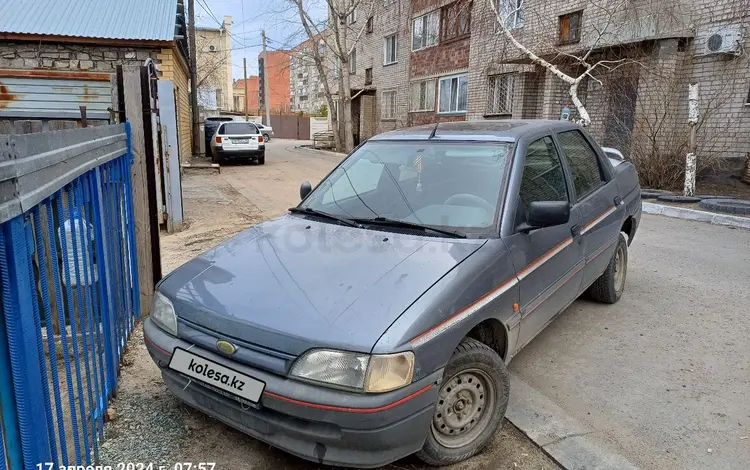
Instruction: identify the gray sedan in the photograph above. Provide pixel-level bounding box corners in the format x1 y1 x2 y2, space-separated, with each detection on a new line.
144 120 641 467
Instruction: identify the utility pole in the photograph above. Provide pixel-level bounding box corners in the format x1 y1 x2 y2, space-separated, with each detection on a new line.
243 58 248 120
684 83 699 196
188 0 201 156
261 30 272 126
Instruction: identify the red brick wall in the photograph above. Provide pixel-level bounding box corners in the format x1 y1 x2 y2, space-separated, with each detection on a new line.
410 37 471 78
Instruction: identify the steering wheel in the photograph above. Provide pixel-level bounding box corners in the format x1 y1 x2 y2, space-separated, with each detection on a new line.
444 194 495 213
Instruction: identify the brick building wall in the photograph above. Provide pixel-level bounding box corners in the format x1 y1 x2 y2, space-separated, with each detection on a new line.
0 41 158 71
260 50 291 114
234 77 260 113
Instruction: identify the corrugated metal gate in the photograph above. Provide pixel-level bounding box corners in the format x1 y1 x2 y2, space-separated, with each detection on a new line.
0 124 139 469
269 115 310 140
0 71 112 121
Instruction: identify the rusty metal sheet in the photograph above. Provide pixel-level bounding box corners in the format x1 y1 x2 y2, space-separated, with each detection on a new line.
0 75 113 119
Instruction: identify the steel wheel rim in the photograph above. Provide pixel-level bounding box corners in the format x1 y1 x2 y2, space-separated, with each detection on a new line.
431 368 496 448
614 245 625 292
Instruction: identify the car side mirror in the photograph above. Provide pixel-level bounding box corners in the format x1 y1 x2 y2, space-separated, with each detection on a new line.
518 201 570 233
300 181 312 200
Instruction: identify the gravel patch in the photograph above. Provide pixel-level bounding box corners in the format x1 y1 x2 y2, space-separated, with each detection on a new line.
99 328 189 465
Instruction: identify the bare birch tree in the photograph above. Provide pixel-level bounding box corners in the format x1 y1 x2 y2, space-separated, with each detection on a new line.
292 0 375 152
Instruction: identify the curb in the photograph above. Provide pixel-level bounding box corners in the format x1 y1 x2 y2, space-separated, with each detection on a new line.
642 202 750 229
293 145 346 159
507 373 639 470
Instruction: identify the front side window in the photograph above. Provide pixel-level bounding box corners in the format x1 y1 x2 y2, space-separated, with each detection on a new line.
520 137 568 206
384 34 398 64
382 90 397 119
438 74 468 113
410 79 436 112
558 130 605 199
301 141 513 231
412 10 440 50
486 73 515 115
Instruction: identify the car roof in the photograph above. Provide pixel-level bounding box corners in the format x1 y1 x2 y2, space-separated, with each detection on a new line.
369 120 583 142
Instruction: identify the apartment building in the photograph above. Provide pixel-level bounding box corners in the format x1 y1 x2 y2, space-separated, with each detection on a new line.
290 38 329 114
467 0 750 163
259 50 292 114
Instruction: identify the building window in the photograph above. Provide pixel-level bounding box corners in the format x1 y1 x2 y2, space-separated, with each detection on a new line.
317 92 325 98
366 17 374 33
382 90 397 119
559 11 582 45
441 1 472 41
300 95 308 101
410 79 436 112
497 0 524 30
486 74 515 115
745 85 750 105
365 68 373 86
412 10 440 51
384 34 398 65
297 73 303 79
348 9 357 24
438 74 468 113
349 49 357 74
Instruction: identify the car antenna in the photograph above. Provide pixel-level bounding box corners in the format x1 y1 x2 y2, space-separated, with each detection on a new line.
428 123 438 139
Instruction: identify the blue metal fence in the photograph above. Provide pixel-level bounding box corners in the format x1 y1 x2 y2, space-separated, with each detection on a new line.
0 123 140 469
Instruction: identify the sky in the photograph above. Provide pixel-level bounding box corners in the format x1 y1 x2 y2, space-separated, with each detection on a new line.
196 0 326 80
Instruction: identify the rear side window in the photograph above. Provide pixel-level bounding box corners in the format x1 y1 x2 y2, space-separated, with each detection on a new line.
520 136 568 205
558 130 605 199
219 123 258 134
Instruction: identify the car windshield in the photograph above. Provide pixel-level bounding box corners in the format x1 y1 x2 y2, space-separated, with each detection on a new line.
300 141 513 232
220 123 257 134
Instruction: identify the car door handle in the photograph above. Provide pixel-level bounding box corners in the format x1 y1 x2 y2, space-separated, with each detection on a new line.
614 196 622 206
571 224 581 238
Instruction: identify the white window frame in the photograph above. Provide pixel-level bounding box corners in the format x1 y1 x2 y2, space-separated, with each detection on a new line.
382 90 397 119
437 73 468 114
412 10 440 51
384 34 398 65
410 79 436 112
349 49 356 74
486 73 515 115
497 0 525 30
348 8 357 24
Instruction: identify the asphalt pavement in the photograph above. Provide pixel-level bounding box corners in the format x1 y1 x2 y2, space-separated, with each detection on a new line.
510 213 750 469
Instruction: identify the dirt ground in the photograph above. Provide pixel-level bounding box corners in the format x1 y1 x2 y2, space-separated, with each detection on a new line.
102 140 559 470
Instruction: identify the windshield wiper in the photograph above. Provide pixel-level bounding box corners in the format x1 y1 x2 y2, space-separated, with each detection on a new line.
352 217 466 238
288 207 360 227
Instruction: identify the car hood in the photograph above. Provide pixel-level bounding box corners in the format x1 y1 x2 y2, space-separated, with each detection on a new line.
159 215 484 356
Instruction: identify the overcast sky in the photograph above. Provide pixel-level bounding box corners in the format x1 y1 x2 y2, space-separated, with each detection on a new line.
197 0 326 79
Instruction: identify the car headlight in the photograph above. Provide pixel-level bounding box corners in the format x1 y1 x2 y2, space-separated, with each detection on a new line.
151 291 177 336
290 349 414 393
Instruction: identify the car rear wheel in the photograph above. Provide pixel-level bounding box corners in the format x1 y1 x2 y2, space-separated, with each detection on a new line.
263 133 271 142
417 338 509 466
588 232 628 304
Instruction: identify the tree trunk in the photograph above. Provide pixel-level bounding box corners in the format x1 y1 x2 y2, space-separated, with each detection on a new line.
339 15 354 153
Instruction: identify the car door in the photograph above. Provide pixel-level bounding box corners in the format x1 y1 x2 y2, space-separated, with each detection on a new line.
555 129 623 290
504 135 585 350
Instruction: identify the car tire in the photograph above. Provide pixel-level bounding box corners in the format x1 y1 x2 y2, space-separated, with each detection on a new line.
263 133 270 142
416 338 509 466
588 232 628 304
258 153 265 165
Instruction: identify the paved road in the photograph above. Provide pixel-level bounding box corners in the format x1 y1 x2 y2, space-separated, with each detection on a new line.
510 213 750 469
187 141 750 469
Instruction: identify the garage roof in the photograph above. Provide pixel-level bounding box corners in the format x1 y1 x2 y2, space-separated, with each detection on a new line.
0 0 178 41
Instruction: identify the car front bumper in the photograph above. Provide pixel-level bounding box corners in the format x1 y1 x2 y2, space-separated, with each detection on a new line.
143 318 441 468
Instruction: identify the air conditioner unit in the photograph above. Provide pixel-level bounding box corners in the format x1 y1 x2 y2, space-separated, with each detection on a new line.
705 27 742 55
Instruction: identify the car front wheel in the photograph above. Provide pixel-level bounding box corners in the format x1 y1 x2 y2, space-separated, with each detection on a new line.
417 338 509 466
